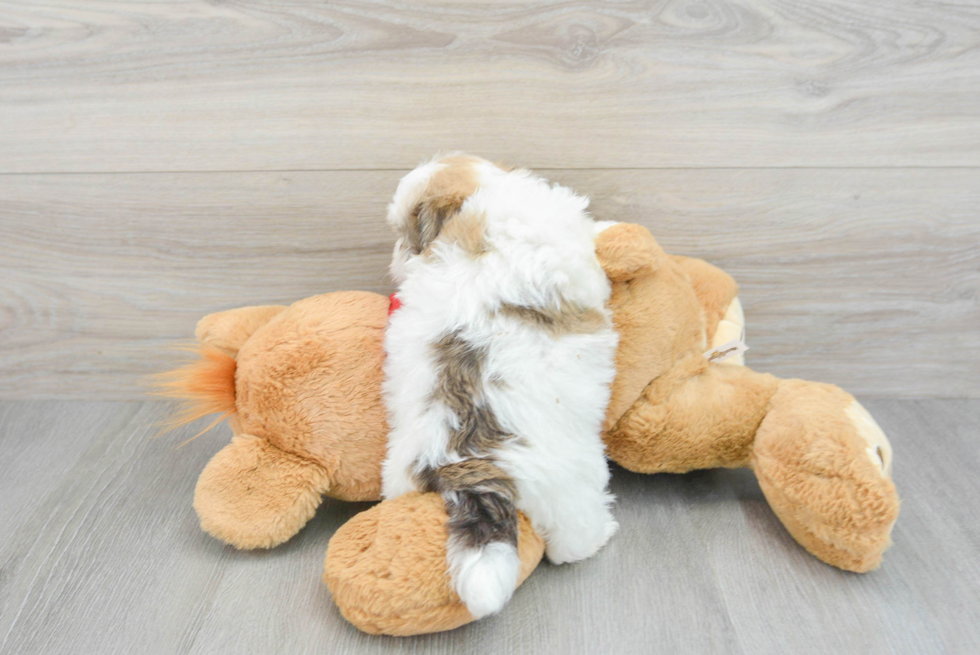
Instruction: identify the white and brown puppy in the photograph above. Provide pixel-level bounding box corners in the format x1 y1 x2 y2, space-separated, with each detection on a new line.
382 154 619 619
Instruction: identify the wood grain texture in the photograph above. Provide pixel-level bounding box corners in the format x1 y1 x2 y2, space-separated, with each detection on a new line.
1 0 979 172
1 1 976 651
0 399 978 654
1 169 976 399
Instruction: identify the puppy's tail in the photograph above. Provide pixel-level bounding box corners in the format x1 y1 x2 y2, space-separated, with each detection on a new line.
419 459 522 619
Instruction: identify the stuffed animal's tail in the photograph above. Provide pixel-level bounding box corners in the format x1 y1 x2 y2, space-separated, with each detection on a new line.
418 459 522 618
152 344 237 438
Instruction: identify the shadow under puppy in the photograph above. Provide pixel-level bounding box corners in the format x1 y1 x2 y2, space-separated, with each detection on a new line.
383 154 620 618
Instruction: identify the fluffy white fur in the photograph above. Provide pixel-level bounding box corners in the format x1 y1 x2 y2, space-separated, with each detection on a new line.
448 540 523 619
381 156 619 618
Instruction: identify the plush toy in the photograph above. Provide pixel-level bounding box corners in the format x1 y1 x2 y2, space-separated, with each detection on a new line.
160 223 899 636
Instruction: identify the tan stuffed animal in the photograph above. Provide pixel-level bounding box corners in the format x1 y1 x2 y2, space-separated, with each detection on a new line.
160 223 899 636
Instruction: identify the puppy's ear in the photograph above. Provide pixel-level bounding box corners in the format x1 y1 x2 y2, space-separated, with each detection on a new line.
595 223 663 282
411 198 455 254
390 155 483 256
409 161 481 253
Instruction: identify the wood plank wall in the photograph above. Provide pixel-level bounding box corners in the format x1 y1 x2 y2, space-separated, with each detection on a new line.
1 1 978 399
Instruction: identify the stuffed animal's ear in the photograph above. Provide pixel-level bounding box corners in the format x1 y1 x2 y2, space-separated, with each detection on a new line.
595 222 663 282
195 305 287 357
671 255 740 344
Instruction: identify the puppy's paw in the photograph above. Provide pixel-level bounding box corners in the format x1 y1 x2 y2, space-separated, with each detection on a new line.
545 518 619 565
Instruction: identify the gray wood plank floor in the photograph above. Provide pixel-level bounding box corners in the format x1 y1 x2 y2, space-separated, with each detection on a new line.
0 399 977 654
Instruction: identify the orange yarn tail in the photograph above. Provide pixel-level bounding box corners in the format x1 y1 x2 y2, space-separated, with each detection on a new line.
151 344 237 441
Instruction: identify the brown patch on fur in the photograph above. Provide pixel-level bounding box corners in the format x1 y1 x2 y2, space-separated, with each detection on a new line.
418 459 517 495
429 332 513 456
408 157 481 255
151 344 237 439
417 460 519 549
429 209 489 256
488 373 510 390
417 331 520 553
499 300 608 338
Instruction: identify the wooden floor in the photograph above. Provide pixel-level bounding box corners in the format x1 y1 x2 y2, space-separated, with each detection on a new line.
0 399 977 654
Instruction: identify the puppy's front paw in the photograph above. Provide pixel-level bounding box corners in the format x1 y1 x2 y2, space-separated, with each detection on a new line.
545 518 619 565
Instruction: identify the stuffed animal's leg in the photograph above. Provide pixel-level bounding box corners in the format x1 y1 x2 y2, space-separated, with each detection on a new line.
752 380 899 572
195 305 287 356
607 355 899 571
605 353 779 473
324 493 545 636
194 434 332 549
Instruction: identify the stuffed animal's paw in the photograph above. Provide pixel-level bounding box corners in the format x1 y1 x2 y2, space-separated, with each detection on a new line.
752 380 900 572
194 435 332 549
323 492 545 636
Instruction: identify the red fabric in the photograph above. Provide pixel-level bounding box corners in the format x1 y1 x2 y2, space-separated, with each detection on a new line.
388 293 402 316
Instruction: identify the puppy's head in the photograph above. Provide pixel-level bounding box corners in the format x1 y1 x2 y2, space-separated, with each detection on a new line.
387 153 487 283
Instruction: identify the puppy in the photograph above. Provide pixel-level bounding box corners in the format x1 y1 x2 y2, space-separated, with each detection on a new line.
382 154 619 619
